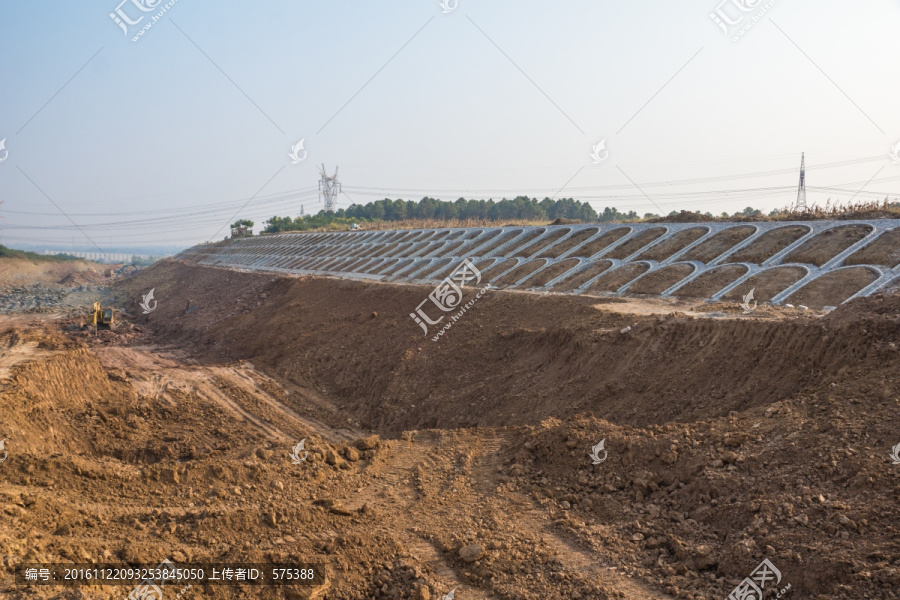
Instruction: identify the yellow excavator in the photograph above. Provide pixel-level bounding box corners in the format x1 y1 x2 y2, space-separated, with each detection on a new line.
89 302 117 332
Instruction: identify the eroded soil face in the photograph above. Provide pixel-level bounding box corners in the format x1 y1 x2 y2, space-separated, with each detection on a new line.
2 259 900 600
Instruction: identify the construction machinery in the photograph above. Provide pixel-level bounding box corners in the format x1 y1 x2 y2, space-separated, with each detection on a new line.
115 263 139 276
89 302 117 332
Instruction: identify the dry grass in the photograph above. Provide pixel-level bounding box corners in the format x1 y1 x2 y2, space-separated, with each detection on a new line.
773 198 900 220
265 199 900 235
300 218 554 233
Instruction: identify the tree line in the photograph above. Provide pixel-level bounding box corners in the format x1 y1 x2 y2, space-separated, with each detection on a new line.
236 196 900 236
260 196 638 233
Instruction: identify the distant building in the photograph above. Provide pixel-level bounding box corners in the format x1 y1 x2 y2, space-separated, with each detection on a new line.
42 250 159 263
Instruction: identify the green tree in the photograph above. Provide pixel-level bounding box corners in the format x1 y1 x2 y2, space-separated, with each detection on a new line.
231 219 254 237
736 207 762 217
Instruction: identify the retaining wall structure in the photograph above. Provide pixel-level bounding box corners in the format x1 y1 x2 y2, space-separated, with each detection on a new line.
176 220 900 307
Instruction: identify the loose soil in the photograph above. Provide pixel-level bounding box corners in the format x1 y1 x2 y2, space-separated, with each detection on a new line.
553 261 614 291
436 241 465 258
728 226 810 265
785 267 880 308
522 259 582 288
492 260 549 287
472 231 520 257
382 259 416 277
626 264 696 296
371 259 401 275
396 244 423 259
0 258 113 288
342 258 368 272
680 227 757 263
465 230 501 252
603 229 668 260
5 257 900 600
585 264 651 293
844 228 900 268
783 225 873 267
634 228 708 263
415 259 456 281
672 265 749 299
719 267 807 303
498 230 546 257
569 229 631 259
480 259 519 283
511 230 569 259
535 229 599 259
350 259 380 274
374 244 401 258
413 243 443 259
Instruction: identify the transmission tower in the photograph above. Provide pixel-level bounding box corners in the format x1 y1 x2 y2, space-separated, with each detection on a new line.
795 152 807 212
318 164 341 213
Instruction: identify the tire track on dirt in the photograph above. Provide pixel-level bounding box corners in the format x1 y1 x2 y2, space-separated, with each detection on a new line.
88 347 671 598
93 346 354 444
350 434 483 599
470 429 675 600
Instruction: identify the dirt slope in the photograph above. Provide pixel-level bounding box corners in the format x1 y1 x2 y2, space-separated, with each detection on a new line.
117 261 893 435
0 257 111 288
1 322 653 600
2 260 900 600
109 260 900 599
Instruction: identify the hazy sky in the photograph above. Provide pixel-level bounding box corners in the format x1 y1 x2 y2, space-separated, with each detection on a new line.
2 0 899 251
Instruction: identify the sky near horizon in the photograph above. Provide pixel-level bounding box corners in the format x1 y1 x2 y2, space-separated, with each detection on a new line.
1 0 900 252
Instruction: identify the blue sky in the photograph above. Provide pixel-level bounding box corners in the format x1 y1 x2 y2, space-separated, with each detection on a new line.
1 0 899 252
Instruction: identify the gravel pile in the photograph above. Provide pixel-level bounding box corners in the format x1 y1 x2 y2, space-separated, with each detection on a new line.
0 284 107 313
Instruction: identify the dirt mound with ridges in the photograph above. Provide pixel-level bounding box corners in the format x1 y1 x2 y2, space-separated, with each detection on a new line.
5 260 900 599
114 261 899 435
104 259 900 599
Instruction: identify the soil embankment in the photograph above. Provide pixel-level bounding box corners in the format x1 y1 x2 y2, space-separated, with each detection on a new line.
2 259 900 600
120 261 895 436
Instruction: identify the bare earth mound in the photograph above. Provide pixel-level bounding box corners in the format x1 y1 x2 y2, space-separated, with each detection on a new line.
2 259 900 600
